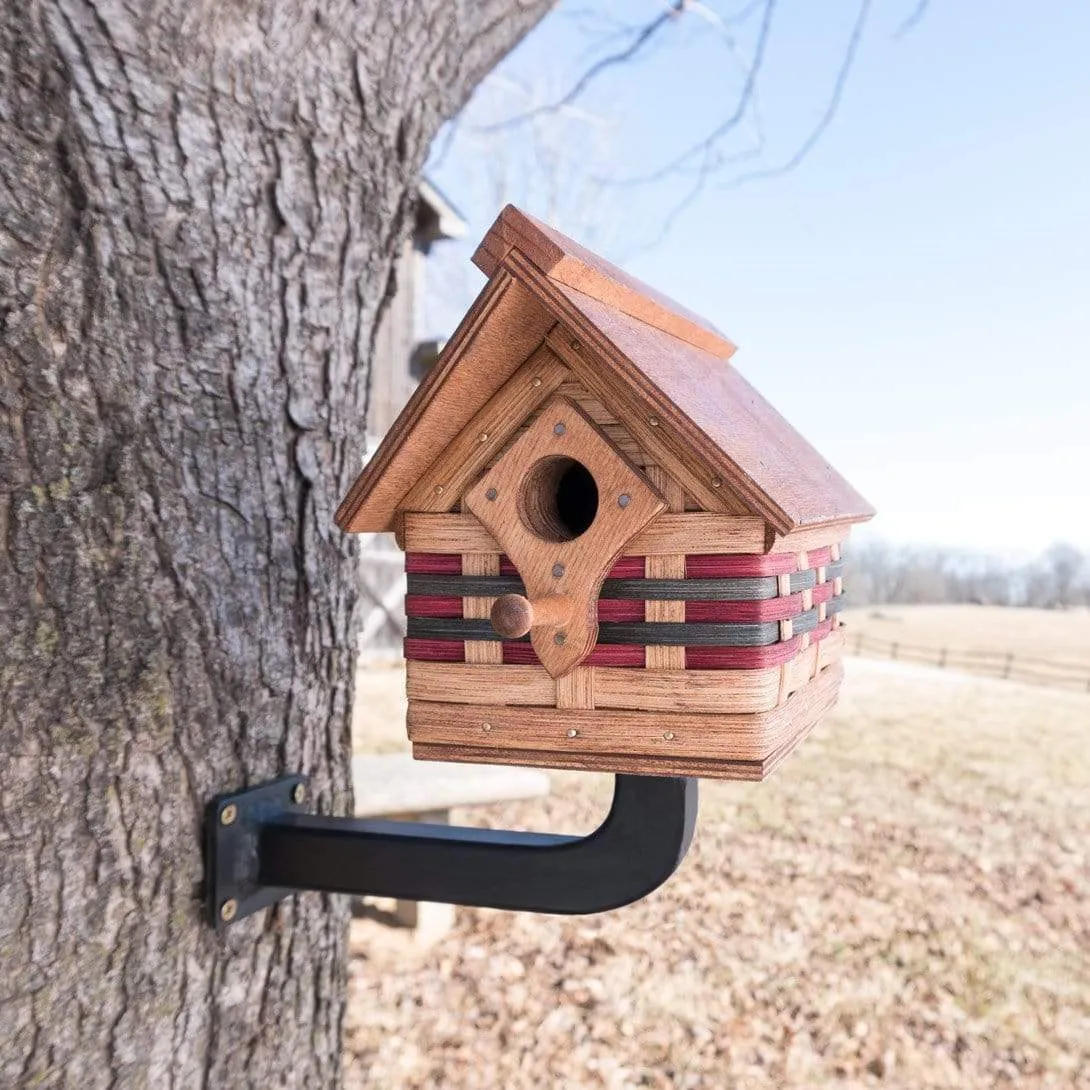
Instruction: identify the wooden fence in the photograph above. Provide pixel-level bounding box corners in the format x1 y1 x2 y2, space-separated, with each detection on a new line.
847 632 1090 694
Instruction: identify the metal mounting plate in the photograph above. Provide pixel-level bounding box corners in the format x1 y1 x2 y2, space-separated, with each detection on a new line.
204 775 308 929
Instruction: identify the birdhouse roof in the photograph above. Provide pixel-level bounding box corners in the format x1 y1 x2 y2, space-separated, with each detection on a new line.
337 205 874 537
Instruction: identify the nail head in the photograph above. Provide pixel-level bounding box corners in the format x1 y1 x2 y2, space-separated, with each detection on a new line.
292 783 306 805
554 632 567 646
485 487 498 501
220 899 238 922
552 562 565 578
553 422 567 436
220 804 237 827
566 728 578 738
617 494 631 508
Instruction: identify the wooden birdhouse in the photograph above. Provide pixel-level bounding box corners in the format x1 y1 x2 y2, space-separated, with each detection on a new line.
337 206 874 781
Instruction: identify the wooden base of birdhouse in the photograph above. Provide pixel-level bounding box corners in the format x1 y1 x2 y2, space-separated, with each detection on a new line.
407 658 843 782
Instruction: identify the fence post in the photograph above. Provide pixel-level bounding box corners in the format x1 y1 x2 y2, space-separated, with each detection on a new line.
891 642 898 661
939 647 947 668
1003 652 1014 679
854 633 863 654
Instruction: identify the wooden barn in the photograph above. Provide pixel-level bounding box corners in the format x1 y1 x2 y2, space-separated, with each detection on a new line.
356 180 465 655
338 205 874 780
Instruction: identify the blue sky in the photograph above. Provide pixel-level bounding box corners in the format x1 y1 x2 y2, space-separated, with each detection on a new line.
427 1 1090 552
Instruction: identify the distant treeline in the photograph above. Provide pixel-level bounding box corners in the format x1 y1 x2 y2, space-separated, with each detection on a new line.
849 541 1090 608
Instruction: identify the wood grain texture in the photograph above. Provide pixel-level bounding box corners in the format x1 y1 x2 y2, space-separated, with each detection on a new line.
547 329 746 515
556 666 595 709
766 523 852 555
400 345 570 514
465 395 665 677
462 553 502 665
593 665 782 714
336 273 556 532
410 662 844 780
406 661 556 706
473 205 736 359
520 261 874 533
403 512 768 556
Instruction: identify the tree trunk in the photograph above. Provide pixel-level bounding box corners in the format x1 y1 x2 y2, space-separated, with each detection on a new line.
0 2 549 1085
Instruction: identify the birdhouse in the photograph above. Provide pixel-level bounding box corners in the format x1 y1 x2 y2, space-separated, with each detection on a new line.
337 206 874 781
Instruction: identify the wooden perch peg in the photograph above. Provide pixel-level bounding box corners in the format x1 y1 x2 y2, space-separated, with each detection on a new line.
491 594 573 638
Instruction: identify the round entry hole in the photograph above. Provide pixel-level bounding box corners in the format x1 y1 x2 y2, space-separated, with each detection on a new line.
519 457 598 542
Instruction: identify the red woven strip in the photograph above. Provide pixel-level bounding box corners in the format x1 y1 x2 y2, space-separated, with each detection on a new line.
685 594 804 623
812 582 835 605
685 639 802 669
405 553 463 575
598 600 646 622
501 643 645 667
498 556 644 579
404 638 465 662
405 595 463 618
806 546 835 568
685 553 798 577
812 617 835 640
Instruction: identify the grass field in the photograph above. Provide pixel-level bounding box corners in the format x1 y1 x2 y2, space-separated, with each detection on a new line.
842 605 1090 684
345 617 1090 1089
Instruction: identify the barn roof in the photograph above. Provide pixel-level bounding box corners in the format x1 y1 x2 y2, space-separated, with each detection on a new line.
336 205 874 537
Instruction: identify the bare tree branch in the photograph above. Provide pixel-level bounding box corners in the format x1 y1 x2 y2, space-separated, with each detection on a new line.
894 0 930 40
605 0 776 186
715 0 872 190
475 0 687 133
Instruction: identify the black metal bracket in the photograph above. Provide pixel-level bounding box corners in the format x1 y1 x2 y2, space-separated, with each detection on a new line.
204 773 698 928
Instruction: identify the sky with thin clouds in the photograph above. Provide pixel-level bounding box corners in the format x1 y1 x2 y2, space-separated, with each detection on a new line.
428 1 1090 554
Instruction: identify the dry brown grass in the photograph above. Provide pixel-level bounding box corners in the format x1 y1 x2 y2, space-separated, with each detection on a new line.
843 604 1090 677
344 653 1090 1089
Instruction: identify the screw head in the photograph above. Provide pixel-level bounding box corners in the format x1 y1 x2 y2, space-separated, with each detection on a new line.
434 485 444 495
617 494 631 508
292 783 306 805
648 417 660 427
482 722 492 732
663 731 676 741
219 803 237 826
485 487 498 501
220 899 238 923
554 631 567 646
711 477 722 489
552 562 566 578
479 432 489 443
553 422 567 436
532 376 542 387
566 728 578 738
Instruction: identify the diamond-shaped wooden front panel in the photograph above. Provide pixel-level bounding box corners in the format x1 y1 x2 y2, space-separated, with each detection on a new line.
465 396 665 676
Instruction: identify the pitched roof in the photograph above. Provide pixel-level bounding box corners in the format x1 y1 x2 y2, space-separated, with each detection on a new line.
336 206 874 536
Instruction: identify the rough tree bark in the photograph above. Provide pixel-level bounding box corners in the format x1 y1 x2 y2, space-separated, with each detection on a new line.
0 1 551 1085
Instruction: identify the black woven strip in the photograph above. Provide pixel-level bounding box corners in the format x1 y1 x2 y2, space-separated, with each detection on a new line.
407 601 846 647
597 620 781 647
406 617 524 642
792 608 820 636
823 559 846 581
788 569 816 592
601 576 780 601
410 573 782 602
407 574 525 597
828 594 845 615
